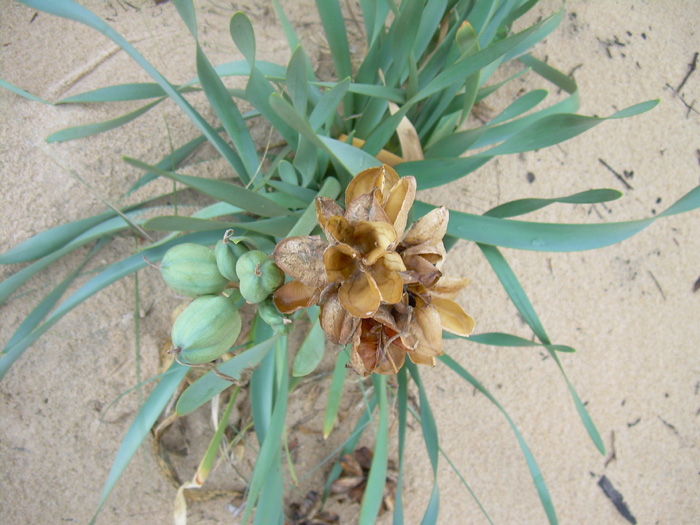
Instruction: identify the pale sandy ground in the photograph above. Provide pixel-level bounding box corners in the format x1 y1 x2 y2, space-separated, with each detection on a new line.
1 1 699 524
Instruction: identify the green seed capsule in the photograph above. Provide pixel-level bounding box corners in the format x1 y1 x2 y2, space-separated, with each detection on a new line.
215 241 239 282
236 250 284 304
171 294 242 364
161 243 228 297
257 297 291 333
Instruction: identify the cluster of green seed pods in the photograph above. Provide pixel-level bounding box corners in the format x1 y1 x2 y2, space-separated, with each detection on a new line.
160 232 290 364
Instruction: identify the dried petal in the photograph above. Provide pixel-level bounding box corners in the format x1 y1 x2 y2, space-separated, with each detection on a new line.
402 254 441 288
338 270 381 318
353 220 396 259
345 190 390 225
330 476 365 494
383 176 416 239
315 197 344 240
402 206 448 247
349 319 381 376
432 297 474 336
272 280 319 313
345 166 385 208
354 446 374 470
408 303 443 365
324 244 360 282
340 453 364 477
369 255 405 304
274 236 328 288
430 276 471 300
374 342 406 375
320 293 359 345
326 215 353 245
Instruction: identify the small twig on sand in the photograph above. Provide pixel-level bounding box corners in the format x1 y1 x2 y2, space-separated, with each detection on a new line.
674 52 698 95
598 158 634 190
648 270 666 300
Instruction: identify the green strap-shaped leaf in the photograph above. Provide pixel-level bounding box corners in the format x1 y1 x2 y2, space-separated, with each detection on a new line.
287 46 309 115
241 338 289 524
145 214 297 237
229 12 299 147
488 89 548 126
387 0 422 85
486 100 658 156
272 0 315 80
175 336 279 416
484 189 622 219
395 156 492 190
265 179 316 204
56 82 198 103
124 131 210 196
0 78 51 104
292 307 324 377
171 0 198 39
172 0 258 183
90 362 189 523
143 216 236 232
323 348 350 439
123 157 291 218
18 0 248 178
407 363 440 524
0 230 224 380
312 81 404 103
269 93 381 179
46 98 163 142
417 11 563 101
314 0 353 117
445 332 575 353
359 374 389 524
0 211 148 305
322 383 377 500
392 365 408 525
196 45 258 183
308 78 351 131
478 243 605 454
0 210 115 264
4 239 106 351
413 184 700 251
439 354 558 524
412 0 449 59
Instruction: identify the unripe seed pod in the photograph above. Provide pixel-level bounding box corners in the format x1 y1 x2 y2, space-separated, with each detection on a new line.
231 241 250 258
215 241 239 282
236 250 284 304
257 297 291 334
161 243 228 297
171 294 242 364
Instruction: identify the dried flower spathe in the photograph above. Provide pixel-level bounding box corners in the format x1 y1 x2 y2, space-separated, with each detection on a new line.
273 165 474 376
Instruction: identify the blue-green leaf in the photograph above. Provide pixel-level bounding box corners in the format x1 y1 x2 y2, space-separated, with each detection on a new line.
91 362 189 523
123 157 292 218
359 375 389 524
292 307 324 377
484 189 622 219
440 354 558 524
413 185 700 251
0 78 51 104
323 348 349 439
175 335 279 416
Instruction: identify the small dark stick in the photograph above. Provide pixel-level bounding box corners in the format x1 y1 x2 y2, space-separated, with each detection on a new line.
599 159 634 190
597 475 637 524
674 52 698 95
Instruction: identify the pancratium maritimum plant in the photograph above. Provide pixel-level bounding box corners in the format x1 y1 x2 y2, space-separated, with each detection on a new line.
274 165 474 376
2 0 700 523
